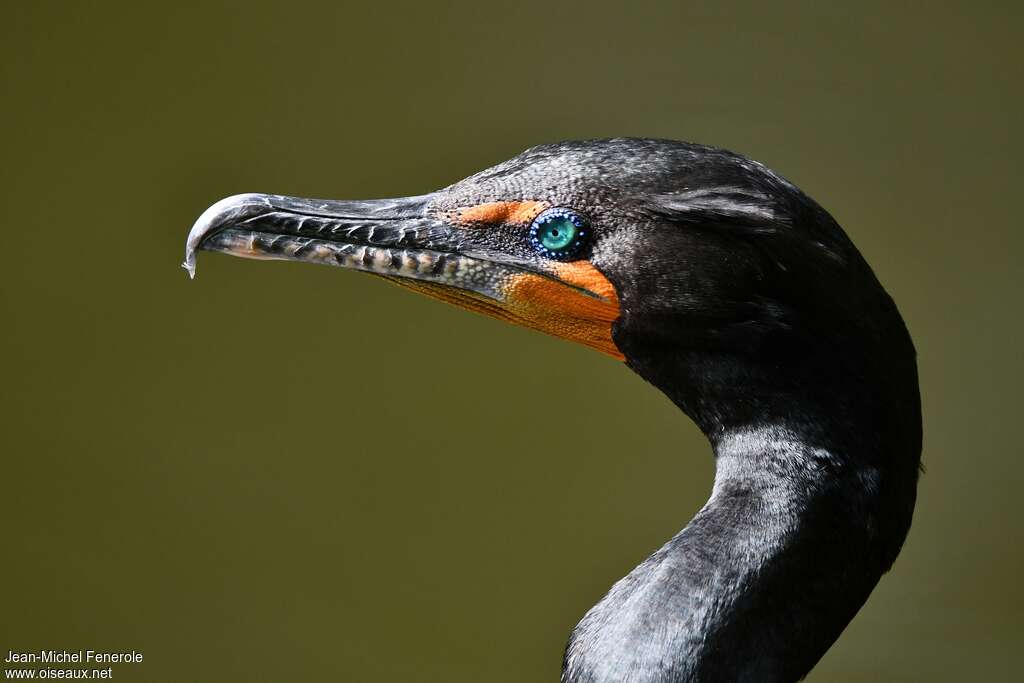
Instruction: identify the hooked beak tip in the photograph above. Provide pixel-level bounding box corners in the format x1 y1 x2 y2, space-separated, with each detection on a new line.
183 193 273 280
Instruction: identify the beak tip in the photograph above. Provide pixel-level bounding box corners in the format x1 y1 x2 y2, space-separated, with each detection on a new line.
184 193 272 282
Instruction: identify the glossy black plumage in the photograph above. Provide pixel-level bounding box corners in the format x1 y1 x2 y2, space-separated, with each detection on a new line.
186 138 922 683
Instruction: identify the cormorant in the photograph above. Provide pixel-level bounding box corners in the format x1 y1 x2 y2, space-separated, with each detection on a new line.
183 138 921 682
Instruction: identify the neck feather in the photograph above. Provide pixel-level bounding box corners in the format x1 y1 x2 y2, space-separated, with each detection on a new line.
563 418 915 683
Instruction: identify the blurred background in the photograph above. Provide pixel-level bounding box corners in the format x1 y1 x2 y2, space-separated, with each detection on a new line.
2 2 1020 681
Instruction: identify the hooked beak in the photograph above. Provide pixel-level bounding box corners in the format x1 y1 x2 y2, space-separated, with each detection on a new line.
183 192 514 298
184 192 624 359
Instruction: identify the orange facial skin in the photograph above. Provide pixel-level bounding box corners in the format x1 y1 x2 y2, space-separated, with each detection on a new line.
501 263 623 359
398 200 624 359
387 268 623 360
463 202 625 358
453 201 549 226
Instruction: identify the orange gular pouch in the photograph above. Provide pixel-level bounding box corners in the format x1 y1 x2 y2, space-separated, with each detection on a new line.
381 261 623 360
501 262 624 360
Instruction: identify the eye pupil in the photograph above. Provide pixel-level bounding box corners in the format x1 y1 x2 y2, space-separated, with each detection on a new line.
529 209 589 260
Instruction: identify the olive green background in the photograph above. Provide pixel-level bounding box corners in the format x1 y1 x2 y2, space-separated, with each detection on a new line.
2 2 1020 681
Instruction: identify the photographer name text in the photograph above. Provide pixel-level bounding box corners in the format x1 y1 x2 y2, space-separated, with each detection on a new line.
5 652 142 665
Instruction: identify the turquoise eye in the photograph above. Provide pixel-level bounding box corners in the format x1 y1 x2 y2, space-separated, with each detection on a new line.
538 216 577 250
529 208 589 260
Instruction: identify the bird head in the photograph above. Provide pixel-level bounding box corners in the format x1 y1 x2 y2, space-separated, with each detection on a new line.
184 138 914 440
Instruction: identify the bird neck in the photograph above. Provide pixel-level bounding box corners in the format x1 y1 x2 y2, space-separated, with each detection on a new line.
564 331 921 682
564 424 897 683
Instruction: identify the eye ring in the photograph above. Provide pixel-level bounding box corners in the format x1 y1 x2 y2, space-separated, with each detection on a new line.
528 208 590 261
